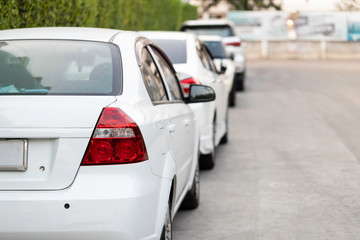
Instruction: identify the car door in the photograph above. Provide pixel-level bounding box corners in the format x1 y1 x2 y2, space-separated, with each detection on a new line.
148 45 196 200
198 43 229 145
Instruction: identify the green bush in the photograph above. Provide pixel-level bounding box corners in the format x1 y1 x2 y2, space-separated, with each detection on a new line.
0 0 198 30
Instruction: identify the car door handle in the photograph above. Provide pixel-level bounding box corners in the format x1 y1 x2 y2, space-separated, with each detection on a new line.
184 119 192 127
167 124 176 133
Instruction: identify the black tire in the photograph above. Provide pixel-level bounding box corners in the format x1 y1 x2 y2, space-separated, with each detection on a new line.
181 162 200 210
236 72 245 92
237 80 244 91
220 110 229 145
229 81 236 107
199 152 214 169
160 202 172 240
220 132 228 144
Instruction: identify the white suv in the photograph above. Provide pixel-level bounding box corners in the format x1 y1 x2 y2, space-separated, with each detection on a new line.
180 19 247 91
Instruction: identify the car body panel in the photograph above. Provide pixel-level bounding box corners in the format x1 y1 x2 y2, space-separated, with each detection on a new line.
199 35 236 93
0 27 201 240
180 19 246 89
0 96 116 190
0 163 171 240
143 31 228 153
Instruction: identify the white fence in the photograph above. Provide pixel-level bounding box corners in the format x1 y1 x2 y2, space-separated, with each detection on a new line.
227 11 360 42
245 40 360 59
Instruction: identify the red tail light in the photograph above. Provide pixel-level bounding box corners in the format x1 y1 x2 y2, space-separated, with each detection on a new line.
180 77 201 96
81 108 148 165
225 41 241 47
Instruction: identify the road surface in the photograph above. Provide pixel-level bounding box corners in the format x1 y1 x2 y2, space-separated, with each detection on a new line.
173 60 360 240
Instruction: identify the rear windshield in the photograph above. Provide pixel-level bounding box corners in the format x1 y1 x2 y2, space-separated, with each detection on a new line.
182 25 234 37
0 40 121 95
152 39 187 64
204 41 227 59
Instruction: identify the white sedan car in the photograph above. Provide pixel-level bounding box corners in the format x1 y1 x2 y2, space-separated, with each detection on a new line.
142 31 229 169
199 35 236 107
180 19 247 91
0 27 215 240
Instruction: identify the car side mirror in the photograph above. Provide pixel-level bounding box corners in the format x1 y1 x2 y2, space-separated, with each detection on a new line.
219 61 227 74
185 84 216 103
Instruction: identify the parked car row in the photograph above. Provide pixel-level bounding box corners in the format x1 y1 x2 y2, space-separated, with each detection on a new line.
142 31 229 169
0 19 246 240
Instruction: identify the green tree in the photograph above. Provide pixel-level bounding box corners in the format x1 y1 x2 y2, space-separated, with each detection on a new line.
0 0 197 30
202 0 281 11
201 0 221 12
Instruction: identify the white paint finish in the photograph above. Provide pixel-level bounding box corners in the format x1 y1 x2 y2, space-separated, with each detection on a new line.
163 103 196 201
0 97 115 190
0 163 169 240
152 32 229 151
0 28 201 239
0 96 116 128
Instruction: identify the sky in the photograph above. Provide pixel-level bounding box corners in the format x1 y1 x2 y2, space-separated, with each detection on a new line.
282 0 339 12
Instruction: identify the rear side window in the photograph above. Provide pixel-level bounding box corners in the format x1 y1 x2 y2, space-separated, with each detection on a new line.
140 48 168 102
182 25 234 37
197 44 217 73
204 41 227 59
0 40 121 95
152 39 187 64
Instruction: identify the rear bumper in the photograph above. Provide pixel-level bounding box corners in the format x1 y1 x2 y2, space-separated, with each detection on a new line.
0 162 171 240
225 46 246 74
233 54 245 74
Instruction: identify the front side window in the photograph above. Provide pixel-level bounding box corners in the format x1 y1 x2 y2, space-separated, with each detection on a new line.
152 39 187 64
140 48 168 102
0 40 121 95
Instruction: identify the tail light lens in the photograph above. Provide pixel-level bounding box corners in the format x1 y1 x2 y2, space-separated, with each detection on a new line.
225 41 241 47
81 108 148 165
180 77 201 97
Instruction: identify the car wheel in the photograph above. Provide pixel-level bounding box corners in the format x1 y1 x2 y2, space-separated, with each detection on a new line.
220 131 228 144
181 161 200 210
220 110 228 144
160 202 172 240
200 116 216 170
229 81 236 107
236 72 245 92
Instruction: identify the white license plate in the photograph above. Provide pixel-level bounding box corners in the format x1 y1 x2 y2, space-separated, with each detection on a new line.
0 139 28 171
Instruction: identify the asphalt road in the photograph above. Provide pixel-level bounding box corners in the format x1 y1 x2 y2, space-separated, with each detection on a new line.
173 60 360 240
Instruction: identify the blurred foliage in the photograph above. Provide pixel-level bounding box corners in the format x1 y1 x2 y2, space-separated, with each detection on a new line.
335 0 360 11
201 0 281 11
0 0 198 30
200 0 221 12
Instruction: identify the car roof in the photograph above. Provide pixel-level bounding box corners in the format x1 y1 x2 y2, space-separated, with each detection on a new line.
0 27 132 42
198 35 223 42
181 19 235 27
140 31 191 41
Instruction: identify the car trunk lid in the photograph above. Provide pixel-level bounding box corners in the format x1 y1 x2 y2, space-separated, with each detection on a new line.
0 96 116 190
